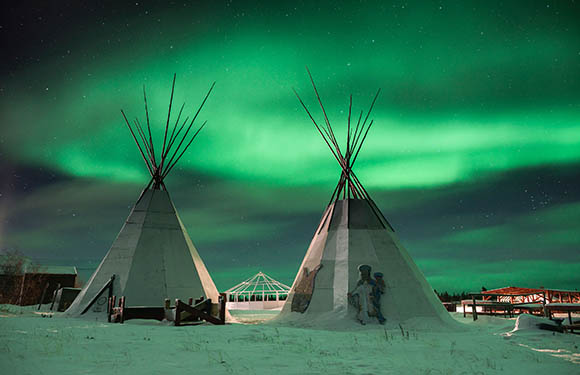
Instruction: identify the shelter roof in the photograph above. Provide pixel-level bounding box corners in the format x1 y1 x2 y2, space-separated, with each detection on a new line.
225 272 291 295
0 255 77 275
484 286 579 295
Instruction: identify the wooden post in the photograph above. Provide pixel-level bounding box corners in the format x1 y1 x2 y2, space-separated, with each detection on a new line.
219 293 226 323
542 291 548 317
472 296 478 321
107 297 112 322
38 282 50 310
108 278 114 301
174 299 181 326
50 283 61 311
119 297 126 324
17 273 27 306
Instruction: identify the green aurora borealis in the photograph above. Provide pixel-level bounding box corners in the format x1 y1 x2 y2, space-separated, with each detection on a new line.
1 1 579 292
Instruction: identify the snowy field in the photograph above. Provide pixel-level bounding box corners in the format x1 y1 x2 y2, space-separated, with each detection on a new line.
0 305 578 374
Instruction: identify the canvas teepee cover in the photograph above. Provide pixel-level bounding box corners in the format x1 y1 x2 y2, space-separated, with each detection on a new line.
66 75 220 317
279 70 453 326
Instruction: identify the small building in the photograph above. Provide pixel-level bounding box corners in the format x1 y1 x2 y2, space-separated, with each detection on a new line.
0 259 77 306
224 272 291 310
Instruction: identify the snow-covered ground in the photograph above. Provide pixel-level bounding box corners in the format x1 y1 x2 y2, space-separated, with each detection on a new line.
0 305 578 374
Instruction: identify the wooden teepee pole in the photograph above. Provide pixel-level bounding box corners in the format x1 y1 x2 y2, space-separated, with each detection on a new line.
121 110 154 177
159 73 177 172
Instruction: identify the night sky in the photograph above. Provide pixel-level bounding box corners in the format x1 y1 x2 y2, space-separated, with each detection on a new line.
1 1 579 292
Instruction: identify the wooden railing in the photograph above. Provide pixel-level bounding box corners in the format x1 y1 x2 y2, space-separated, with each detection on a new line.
463 292 548 321
108 293 227 326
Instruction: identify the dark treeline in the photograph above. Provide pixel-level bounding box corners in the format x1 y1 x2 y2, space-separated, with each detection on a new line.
434 290 472 302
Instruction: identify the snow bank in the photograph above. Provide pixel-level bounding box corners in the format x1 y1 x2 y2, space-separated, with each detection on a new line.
511 313 563 333
1 307 579 374
271 308 464 332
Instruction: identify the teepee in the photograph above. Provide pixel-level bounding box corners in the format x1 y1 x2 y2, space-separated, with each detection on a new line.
278 69 454 327
66 75 220 318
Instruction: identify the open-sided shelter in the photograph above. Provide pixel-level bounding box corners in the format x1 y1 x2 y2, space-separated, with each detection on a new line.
225 272 291 310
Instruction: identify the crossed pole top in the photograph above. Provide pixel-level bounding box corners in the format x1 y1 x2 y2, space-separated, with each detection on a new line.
121 74 215 190
293 67 380 204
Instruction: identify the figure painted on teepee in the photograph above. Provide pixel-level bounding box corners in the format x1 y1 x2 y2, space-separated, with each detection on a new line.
348 265 386 325
277 68 455 327
65 74 223 319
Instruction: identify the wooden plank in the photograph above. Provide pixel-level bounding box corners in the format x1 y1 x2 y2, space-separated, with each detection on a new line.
122 307 165 321
545 304 580 313
563 323 580 334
